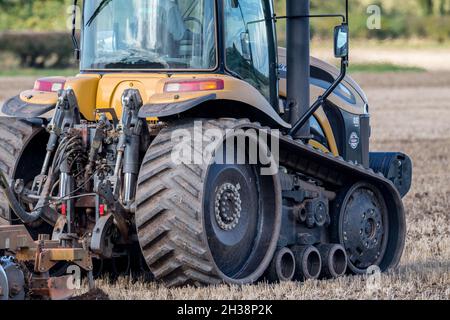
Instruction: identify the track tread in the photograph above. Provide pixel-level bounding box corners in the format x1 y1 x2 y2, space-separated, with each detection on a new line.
0 118 38 224
136 119 256 287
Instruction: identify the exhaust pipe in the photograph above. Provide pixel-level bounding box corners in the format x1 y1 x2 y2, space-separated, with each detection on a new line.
266 247 296 282
286 0 311 138
317 244 348 278
292 245 322 281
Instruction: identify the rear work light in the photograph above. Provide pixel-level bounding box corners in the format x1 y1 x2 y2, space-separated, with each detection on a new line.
34 77 66 92
164 79 224 93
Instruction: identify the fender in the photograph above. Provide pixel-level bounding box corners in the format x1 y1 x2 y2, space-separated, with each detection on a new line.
139 75 292 128
1 75 100 120
2 95 55 119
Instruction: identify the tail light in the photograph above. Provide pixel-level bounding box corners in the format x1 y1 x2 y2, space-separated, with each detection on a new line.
164 79 224 93
34 77 66 92
99 204 106 217
61 203 67 216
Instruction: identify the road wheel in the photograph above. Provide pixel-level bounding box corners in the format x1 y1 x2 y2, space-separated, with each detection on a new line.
332 182 406 274
135 119 282 287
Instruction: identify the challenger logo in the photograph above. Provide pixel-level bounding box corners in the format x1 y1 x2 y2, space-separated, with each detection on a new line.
349 132 360 150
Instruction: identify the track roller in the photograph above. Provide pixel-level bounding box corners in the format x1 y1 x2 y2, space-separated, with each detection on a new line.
292 245 322 281
317 244 348 279
266 247 296 282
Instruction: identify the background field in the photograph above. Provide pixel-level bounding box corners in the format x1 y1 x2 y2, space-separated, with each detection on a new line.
3 69 448 300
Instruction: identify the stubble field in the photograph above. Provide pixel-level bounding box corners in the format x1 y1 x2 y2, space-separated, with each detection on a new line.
0 70 449 300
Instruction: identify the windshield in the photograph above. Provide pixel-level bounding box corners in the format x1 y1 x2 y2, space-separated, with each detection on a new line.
81 0 217 70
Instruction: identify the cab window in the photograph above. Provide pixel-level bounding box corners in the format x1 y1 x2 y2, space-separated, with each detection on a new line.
224 0 271 101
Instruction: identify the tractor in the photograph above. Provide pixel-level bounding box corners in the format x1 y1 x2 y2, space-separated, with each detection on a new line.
0 0 412 300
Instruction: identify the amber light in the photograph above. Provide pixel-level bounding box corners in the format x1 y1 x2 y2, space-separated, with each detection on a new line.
164 79 224 93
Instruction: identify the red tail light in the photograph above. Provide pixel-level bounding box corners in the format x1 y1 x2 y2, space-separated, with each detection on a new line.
61 203 67 216
34 77 66 92
99 204 105 217
164 79 224 93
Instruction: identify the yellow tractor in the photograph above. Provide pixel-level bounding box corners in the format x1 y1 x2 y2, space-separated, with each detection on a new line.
0 0 411 299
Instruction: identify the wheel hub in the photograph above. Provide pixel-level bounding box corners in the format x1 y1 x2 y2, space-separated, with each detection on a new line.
341 187 387 270
359 209 383 249
214 183 242 231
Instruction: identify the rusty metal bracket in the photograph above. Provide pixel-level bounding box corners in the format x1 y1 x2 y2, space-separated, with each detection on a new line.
0 225 35 252
35 248 93 273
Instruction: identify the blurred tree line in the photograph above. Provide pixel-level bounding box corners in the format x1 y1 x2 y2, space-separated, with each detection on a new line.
0 0 449 69
0 0 449 41
275 0 450 42
0 0 71 31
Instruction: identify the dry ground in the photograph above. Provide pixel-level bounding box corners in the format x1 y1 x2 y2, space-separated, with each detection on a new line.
0 71 449 300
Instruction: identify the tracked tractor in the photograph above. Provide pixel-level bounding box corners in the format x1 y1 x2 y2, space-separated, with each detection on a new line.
0 0 412 299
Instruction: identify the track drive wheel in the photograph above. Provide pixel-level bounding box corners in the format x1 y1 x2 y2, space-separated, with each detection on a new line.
332 182 406 274
135 119 282 287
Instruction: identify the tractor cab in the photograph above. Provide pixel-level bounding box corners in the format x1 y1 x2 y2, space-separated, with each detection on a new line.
81 0 279 107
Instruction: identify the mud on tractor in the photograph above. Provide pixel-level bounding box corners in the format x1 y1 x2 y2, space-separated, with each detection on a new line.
0 0 412 300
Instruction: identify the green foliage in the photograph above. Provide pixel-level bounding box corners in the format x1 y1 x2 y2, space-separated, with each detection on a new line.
273 0 450 42
0 0 71 31
0 31 75 68
349 63 426 73
0 0 449 70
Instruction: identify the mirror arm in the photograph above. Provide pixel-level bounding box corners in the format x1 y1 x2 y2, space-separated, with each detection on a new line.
71 0 80 60
289 56 348 137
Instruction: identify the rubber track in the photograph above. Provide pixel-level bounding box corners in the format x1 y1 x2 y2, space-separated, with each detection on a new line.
0 118 39 225
136 119 406 286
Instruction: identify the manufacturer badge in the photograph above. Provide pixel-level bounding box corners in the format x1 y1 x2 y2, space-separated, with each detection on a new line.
349 132 360 150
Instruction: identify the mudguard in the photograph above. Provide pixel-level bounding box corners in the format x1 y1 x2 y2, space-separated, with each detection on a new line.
2 96 55 119
370 152 412 198
137 75 292 128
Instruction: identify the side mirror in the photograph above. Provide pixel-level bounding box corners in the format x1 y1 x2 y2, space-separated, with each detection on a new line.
334 24 349 58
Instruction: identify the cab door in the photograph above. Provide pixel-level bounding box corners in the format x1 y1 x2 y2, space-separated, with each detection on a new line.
222 0 278 108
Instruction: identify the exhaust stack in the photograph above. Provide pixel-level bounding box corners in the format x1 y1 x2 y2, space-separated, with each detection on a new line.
287 0 311 138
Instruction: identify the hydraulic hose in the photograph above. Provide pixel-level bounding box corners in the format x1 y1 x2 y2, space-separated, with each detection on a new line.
0 169 58 225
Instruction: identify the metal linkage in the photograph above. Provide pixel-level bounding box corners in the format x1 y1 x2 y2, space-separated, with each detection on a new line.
113 89 145 206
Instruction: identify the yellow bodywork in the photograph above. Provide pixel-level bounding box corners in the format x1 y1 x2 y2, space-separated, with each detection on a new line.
16 71 339 156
